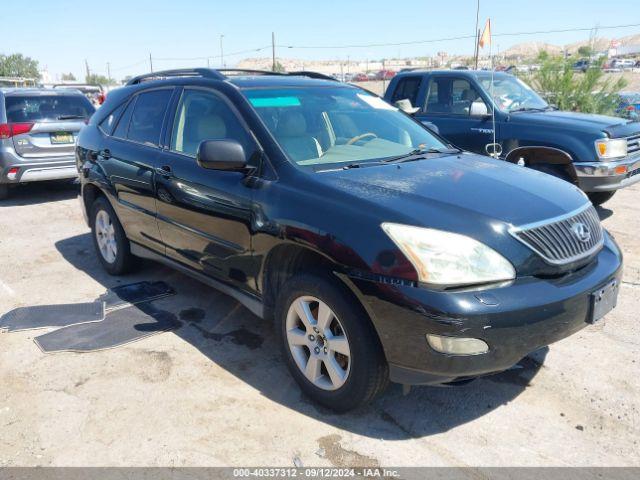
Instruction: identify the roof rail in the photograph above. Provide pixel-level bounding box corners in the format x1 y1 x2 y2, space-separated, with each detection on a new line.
126 68 226 85
288 71 338 81
125 67 340 86
217 69 286 76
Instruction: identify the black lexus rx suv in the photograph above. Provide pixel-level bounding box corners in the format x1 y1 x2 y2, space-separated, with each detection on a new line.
76 69 622 411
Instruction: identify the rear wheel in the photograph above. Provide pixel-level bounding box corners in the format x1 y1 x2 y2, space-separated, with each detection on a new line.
90 196 136 275
587 191 616 206
276 273 388 412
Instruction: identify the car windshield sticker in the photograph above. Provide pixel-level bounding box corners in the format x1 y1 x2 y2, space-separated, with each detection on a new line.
249 96 301 108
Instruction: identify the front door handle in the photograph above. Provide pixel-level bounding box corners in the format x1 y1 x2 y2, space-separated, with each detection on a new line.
156 165 174 177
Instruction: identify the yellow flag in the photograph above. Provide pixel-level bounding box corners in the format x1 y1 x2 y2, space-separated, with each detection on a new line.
479 19 491 48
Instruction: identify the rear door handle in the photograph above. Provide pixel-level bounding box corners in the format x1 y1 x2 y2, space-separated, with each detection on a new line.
156 165 174 177
98 149 111 159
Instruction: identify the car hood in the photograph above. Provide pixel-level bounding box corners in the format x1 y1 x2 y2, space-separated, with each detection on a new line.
317 153 589 231
510 110 640 137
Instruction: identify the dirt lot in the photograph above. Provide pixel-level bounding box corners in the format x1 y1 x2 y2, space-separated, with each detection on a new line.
0 180 639 467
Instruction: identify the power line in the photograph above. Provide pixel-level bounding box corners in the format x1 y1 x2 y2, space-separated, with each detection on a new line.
276 22 640 49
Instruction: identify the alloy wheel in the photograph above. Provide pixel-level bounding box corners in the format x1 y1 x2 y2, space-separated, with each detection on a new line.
95 209 117 264
285 296 351 391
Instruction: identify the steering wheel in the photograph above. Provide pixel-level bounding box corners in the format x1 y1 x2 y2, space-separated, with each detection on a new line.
346 132 378 145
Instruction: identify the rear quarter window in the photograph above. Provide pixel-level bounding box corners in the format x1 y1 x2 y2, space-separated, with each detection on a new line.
4 95 95 122
99 102 127 135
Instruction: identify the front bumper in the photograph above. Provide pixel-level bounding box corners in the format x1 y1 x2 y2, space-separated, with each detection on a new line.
574 155 640 192
343 234 622 385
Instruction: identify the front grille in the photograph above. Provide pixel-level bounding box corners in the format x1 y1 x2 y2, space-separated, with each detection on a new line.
627 133 640 155
510 204 604 265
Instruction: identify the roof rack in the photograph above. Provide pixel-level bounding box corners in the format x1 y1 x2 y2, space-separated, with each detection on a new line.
287 71 337 81
126 68 339 86
126 68 226 85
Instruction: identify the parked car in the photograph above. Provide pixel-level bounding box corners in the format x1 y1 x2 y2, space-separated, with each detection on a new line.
77 68 622 411
616 92 640 120
376 69 396 80
573 59 593 72
53 83 105 106
0 88 95 200
352 73 368 82
385 70 640 205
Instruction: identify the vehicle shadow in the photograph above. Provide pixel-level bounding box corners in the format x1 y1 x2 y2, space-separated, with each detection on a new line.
54 233 547 440
0 181 79 207
595 205 613 221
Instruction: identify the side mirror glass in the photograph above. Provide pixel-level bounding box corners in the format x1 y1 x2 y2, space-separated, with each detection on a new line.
394 99 420 115
197 140 247 171
470 100 490 117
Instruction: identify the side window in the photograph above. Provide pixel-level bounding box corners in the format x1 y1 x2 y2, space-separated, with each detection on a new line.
171 88 252 157
112 98 136 139
127 89 173 146
451 79 484 115
389 76 422 107
425 78 484 115
99 102 126 135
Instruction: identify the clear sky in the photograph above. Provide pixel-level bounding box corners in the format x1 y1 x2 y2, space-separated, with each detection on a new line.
3 0 640 80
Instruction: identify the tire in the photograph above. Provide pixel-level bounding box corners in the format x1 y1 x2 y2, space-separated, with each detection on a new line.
587 191 616 206
276 272 388 412
90 196 136 275
0 184 9 200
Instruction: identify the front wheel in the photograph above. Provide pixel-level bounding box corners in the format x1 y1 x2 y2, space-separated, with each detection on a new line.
587 191 616 206
276 273 388 412
90 196 136 275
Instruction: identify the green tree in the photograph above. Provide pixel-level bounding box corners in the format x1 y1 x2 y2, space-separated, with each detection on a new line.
577 45 593 58
0 53 40 78
272 61 285 73
61 72 76 81
86 73 116 85
531 56 626 115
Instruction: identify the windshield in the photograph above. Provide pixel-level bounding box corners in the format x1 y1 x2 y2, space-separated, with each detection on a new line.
4 95 95 123
477 75 549 112
242 86 449 168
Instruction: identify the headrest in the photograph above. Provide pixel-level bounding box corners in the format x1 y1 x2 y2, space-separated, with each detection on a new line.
276 110 307 137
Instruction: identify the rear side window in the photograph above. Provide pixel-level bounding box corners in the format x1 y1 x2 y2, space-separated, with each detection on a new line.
99 102 126 135
126 89 173 146
4 95 95 122
389 76 422 107
112 98 136 139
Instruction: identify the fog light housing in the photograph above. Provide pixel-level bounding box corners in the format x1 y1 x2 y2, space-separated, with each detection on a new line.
426 334 489 355
7 167 19 180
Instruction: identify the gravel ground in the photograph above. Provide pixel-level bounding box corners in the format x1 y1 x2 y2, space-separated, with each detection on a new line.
0 180 638 467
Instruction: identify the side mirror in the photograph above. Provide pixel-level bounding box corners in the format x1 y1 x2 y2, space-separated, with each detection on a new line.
470 100 490 117
197 139 247 171
394 99 420 115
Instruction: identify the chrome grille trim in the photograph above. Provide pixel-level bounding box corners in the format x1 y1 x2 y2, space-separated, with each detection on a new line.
509 203 604 265
627 133 640 155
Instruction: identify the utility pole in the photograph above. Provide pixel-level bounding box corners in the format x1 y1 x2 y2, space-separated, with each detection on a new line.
271 32 276 72
220 35 225 67
474 0 480 69
149 53 153 72
84 59 91 81
106 62 111 83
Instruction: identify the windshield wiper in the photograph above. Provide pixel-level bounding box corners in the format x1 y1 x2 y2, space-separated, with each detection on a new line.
510 106 551 113
383 147 460 164
57 114 86 120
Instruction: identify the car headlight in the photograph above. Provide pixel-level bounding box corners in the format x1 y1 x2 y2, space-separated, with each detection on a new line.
381 223 515 287
595 138 627 159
